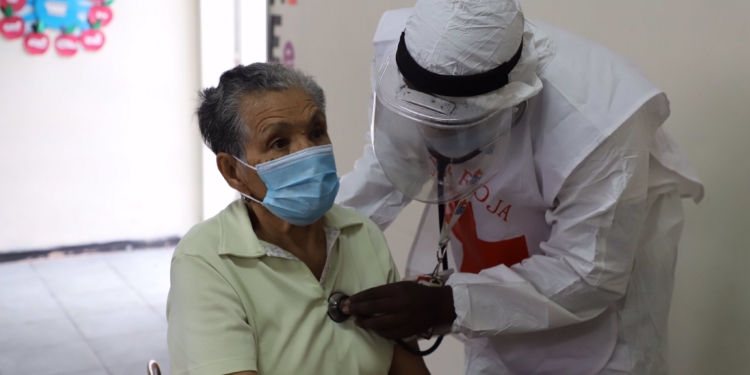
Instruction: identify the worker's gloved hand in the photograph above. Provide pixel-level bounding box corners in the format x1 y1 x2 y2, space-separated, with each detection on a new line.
342 281 457 340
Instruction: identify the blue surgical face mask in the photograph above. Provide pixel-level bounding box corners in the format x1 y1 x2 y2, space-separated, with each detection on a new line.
234 144 340 226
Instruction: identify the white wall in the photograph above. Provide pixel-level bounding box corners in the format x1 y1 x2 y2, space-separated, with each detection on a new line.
199 0 268 221
0 0 202 251
293 1 750 374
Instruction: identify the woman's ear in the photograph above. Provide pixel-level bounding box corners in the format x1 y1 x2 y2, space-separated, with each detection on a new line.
216 152 247 192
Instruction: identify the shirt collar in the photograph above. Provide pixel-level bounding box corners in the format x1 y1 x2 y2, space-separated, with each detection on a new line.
261 226 340 260
217 200 363 258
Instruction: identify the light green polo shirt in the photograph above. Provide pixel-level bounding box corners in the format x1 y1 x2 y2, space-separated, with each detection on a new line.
167 200 399 375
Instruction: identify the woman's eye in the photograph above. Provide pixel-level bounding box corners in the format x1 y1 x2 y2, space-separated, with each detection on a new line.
311 129 325 139
271 139 288 149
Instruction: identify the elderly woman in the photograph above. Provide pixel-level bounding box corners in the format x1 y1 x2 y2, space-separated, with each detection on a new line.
166 63 430 375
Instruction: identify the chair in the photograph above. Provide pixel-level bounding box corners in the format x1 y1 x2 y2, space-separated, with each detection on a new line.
147 360 162 375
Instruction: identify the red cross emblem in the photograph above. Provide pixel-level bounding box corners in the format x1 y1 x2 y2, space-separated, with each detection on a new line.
449 202 530 274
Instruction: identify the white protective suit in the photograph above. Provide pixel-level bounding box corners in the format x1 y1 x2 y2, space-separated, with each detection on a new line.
336 6 704 375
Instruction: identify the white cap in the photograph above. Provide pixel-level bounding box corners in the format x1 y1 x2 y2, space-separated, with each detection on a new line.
402 0 543 110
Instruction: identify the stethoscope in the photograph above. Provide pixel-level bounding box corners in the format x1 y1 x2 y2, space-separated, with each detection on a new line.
327 101 527 356
325 151 471 356
327 291 350 323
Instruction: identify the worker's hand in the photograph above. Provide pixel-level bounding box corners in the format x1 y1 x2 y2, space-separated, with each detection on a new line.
342 281 457 340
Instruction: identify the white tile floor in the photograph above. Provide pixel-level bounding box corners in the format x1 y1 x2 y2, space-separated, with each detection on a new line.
0 248 173 375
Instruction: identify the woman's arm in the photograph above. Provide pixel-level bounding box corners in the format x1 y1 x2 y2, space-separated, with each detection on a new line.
389 341 431 375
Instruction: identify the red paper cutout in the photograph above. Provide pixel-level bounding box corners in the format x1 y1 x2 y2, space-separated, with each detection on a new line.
0 0 26 13
55 34 78 56
23 31 49 54
88 5 112 27
80 28 104 51
0 15 23 39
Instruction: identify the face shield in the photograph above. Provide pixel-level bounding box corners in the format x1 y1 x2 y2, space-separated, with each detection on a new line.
372 54 520 204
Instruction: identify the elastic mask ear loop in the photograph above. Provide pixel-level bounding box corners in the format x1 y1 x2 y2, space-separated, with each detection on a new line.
234 156 264 205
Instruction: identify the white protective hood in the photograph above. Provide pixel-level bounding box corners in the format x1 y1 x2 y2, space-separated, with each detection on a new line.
403 0 544 110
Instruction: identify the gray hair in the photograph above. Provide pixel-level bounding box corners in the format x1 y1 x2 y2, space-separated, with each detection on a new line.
197 63 326 158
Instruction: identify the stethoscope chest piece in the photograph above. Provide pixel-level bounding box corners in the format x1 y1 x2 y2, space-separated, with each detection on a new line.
327 292 350 323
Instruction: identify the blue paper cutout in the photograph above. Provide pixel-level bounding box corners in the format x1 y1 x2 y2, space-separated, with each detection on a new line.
21 0 93 32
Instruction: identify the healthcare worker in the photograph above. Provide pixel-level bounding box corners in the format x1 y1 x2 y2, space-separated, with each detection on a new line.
335 0 704 374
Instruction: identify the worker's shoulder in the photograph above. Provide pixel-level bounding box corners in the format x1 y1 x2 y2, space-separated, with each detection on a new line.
531 19 665 126
531 19 651 84
373 8 412 44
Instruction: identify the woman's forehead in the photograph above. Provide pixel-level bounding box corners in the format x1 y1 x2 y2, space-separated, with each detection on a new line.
239 88 323 130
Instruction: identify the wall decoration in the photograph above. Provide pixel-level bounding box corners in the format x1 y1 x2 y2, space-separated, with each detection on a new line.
79 23 103 50
1 0 114 56
268 0 297 69
54 24 77 56
0 5 25 39
23 23 48 53
87 2 110 26
0 0 27 13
